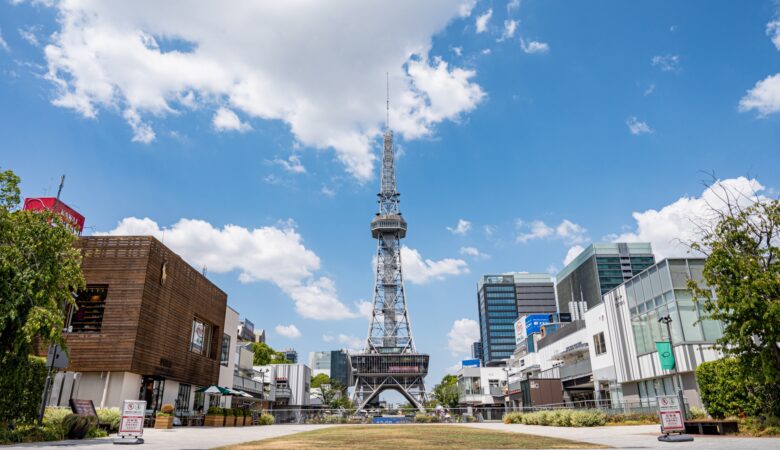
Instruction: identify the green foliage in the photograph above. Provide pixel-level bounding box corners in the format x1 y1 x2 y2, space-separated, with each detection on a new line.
0 424 64 445
258 412 275 425
86 427 108 438
503 412 524 424
696 358 762 418
689 197 780 416
431 374 459 408
413 413 439 423
518 409 605 427
0 169 85 359
62 414 97 439
207 406 224 416
605 412 659 425
742 416 780 436
44 407 72 426
0 356 48 427
251 342 291 365
311 373 330 388
160 404 174 415
689 407 708 420
96 408 120 432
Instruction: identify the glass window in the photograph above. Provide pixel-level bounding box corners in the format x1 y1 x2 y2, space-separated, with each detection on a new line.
669 260 690 289
666 303 685 343
69 285 108 333
626 283 637 308
662 377 674 395
191 317 214 357
678 300 703 341
593 332 607 355
648 267 661 297
220 333 231 366
640 274 652 304
697 303 723 342
659 262 671 293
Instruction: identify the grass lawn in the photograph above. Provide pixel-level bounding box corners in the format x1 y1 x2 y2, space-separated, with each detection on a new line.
215 424 608 449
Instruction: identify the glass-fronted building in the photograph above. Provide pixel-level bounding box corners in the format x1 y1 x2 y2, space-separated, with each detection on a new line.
478 273 557 366
556 243 655 317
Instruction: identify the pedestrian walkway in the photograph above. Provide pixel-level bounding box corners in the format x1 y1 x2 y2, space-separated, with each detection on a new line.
463 422 780 450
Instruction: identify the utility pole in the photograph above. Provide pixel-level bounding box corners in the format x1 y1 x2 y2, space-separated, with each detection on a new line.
658 315 687 419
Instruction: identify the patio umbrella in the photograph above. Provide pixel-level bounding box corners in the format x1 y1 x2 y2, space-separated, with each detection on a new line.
196 385 232 395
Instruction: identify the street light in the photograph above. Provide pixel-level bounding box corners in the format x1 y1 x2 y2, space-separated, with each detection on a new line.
657 315 688 420
502 367 511 413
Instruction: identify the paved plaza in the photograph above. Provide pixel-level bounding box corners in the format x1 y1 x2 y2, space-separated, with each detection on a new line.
3 423 779 450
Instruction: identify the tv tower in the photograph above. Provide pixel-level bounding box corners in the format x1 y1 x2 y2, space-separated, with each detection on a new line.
350 78 429 411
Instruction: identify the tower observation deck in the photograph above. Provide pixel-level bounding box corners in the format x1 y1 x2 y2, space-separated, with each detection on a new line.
350 98 429 411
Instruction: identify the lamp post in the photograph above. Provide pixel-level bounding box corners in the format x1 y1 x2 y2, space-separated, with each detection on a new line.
657 315 687 420
502 367 511 413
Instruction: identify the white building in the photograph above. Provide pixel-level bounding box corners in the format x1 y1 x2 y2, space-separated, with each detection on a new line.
309 351 331 377
218 306 240 408
254 363 311 407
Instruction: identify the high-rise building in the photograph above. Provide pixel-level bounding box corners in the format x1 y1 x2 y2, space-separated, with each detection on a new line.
471 341 483 361
309 351 331 377
237 319 256 342
478 273 557 366
282 348 298 364
556 243 655 317
330 350 351 388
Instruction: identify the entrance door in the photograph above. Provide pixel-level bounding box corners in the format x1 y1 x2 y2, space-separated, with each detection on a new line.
140 377 165 412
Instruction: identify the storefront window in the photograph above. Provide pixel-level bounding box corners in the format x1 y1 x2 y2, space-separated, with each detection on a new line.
593 332 607 355
68 285 108 333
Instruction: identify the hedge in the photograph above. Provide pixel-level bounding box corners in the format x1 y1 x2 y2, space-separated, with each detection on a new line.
502 409 606 427
695 358 761 418
0 356 48 427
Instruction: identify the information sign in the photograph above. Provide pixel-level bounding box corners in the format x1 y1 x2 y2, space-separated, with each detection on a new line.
657 395 685 433
69 399 97 418
117 400 146 441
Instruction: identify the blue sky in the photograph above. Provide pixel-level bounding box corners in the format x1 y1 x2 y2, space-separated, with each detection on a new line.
2 0 780 392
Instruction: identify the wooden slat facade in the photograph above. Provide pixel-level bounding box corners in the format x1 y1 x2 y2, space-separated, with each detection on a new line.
64 236 227 387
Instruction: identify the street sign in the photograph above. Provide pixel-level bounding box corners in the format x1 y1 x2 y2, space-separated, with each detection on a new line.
657 395 685 433
115 400 146 445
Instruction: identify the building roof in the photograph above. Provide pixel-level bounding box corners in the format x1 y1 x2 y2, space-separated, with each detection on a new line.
556 242 654 282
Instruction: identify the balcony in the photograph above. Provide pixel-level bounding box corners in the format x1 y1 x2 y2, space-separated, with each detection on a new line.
233 375 264 395
558 359 592 380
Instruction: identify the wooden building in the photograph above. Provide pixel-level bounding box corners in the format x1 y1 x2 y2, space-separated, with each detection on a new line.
48 236 228 413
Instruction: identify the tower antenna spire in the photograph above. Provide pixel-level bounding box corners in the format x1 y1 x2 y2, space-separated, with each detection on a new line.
386 72 390 130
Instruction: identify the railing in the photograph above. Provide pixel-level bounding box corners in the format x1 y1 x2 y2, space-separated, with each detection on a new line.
233 375 264 395
558 359 592 380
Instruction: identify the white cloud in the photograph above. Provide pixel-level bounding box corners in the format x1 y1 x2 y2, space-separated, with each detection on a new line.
447 318 479 356
320 185 336 197
516 219 587 245
520 39 549 54
767 20 780 51
483 224 496 236
739 74 780 116
644 83 655 96
0 29 9 52
322 334 335 343
498 20 517 41
651 54 680 72
563 245 585 266
475 9 492 33
275 324 301 339
452 46 462 56
481 48 491 55
27 0 483 181
460 246 490 260
272 155 306 174
401 246 469 284
18 26 40 47
212 107 252 133
98 216 361 320
507 0 521 13
123 109 155 143
612 177 766 259
626 116 653 135
355 300 373 318
337 334 364 351
546 264 558 275
446 218 471 235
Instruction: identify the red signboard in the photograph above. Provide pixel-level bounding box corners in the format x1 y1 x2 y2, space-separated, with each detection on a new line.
23 197 85 234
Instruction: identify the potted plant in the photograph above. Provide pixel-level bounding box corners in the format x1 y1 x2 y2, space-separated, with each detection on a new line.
234 408 244 427
224 408 236 427
204 406 224 427
154 404 175 429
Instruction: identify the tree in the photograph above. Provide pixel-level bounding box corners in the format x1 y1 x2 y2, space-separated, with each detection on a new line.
310 374 344 407
689 186 780 416
0 169 84 427
310 373 330 389
431 374 459 408
251 342 291 365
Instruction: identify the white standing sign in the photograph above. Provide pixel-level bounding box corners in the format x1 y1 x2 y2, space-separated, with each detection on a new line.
117 400 146 442
657 395 685 433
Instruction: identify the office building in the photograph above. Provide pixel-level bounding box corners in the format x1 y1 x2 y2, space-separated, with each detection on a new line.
477 273 557 366
237 319 257 342
471 341 483 361
282 348 298 364
309 351 331 377
556 243 655 316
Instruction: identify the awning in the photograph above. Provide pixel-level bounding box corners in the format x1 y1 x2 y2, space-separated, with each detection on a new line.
195 385 233 395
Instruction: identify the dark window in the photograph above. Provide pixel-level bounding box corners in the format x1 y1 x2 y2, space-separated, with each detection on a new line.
220 333 231 366
190 317 214 357
593 332 607 355
68 285 108 333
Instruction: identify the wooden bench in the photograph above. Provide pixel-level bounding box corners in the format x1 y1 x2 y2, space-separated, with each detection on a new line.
684 420 739 435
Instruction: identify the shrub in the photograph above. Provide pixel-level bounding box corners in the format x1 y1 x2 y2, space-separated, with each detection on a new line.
689 407 708 420
0 356 48 427
96 408 120 432
606 412 659 425
159 404 174 415
86 427 108 438
570 410 606 427
62 414 97 440
207 407 224 416
43 407 72 426
696 358 761 418
414 413 439 423
520 409 605 427
503 412 523 424
0 424 64 445
258 413 275 425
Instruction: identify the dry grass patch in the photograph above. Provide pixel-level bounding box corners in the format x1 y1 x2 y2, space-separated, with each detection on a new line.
215 424 607 449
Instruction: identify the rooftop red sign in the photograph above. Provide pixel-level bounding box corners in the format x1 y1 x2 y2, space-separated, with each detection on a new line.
23 197 85 234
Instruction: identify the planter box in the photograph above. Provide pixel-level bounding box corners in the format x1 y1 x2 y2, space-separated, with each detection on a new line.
204 415 224 427
235 416 245 426
224 416 236 427
154 415 174 429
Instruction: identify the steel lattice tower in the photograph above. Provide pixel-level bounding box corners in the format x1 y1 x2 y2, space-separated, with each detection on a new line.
350 90 429 411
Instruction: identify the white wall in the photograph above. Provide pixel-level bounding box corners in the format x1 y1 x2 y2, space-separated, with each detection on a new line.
219 306 241 388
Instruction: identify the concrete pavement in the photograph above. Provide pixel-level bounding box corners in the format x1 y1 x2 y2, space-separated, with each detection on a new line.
463 422 780 449
3 423 779 449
